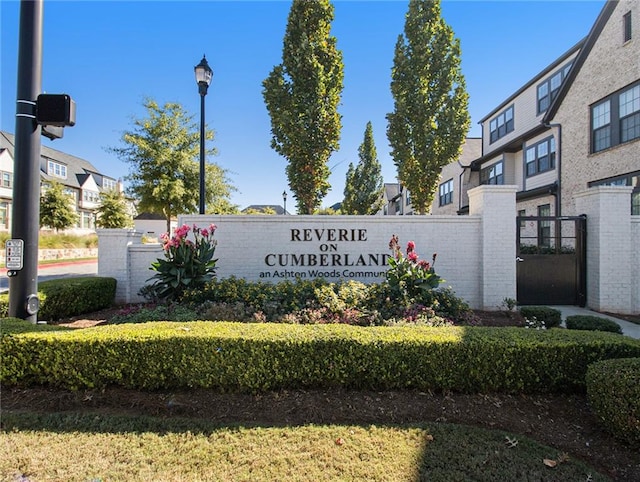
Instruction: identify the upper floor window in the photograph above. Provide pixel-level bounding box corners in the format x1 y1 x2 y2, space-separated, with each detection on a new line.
537 62 572 114
439 179 453 206
83 190 100 203
47 160 67 179
480 161 504 185
624 11 632 43
591 81 640 153
489 106 514 144
525 136 556 177
1 171 12 188
103 178 117 191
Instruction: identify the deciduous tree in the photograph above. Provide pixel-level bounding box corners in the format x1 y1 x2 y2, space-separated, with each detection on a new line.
39 180 78 232
263 0 344 214
387 0 470 214
342 121 384 215
95 189 133 229
108 98 236 233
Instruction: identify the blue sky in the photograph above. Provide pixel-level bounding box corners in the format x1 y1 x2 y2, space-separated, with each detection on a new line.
1 0 605 210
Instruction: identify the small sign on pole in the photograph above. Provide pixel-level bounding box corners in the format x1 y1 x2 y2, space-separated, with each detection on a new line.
5 239 24 270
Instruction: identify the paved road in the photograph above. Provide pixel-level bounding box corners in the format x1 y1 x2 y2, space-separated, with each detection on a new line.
0 259 98 292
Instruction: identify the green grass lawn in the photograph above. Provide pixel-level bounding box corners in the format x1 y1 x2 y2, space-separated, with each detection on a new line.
1 412 609 482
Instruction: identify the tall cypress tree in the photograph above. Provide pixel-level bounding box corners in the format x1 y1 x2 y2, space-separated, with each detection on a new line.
263 0 344 214
342 121 384 215
387 0 470 214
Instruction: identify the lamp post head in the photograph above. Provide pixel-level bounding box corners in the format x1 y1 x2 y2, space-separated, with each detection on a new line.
194 55 213 96
282 190 287 201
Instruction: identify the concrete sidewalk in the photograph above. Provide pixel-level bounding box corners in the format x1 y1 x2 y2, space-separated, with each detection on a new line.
551 305 640 339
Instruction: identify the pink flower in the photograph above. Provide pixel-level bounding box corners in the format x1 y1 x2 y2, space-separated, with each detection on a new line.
200 228 209 238
407 241 415 253
408 251 418 263
209 223 217 233
418 260 430 270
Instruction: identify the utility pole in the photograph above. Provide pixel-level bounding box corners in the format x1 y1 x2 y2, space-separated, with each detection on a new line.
8 0 44 322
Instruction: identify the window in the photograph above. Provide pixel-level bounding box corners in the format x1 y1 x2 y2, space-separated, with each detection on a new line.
439 179 453 206
620 84 640 143
405 190 411 207
518 209 526 229
590 171 640 215
1 171 12 188
83 190 100 203
537 62 572 114
103 178 117 191
489 106 514 143
538 204 551 247
525 136 556 177
0 201 7 229
624 11 632 43
480 161 504 185
81 211 95 229
47 160 67 179
591 81 640 152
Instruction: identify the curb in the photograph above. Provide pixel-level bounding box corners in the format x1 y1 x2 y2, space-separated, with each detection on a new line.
0 258 97 275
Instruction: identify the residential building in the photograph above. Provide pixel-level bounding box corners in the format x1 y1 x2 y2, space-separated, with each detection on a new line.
379 137 481 215
463 0 638 218
0 131 125 234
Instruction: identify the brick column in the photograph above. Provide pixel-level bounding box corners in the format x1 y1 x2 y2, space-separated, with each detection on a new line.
97 229 143 304
575 186 633 314
468 185 518 310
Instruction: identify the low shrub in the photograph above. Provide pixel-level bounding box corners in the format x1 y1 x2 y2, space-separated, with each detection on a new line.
519 306 562 328
0 317 72 335
586 358 640 446
37 277 116 321
566 315 622 334
3 323 639 393
181 277 326 321
0 277 116 321
110 303 199 324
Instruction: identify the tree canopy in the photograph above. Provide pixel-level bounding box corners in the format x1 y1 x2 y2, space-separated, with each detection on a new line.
342 121 384 215
263 0 344 214
387 0 470 214
39 180 78 232
109 98 237 233
95 189 133 229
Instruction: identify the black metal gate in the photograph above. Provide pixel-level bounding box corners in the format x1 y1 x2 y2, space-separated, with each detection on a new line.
516 215 586 306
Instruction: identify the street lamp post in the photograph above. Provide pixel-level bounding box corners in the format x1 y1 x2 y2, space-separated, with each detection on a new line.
282 190 287 215
194 55 213 215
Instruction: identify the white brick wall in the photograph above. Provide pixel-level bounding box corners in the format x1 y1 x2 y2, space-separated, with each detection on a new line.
632 217 640 313
98 188 521 310
575 186 634 313
98 186 638 314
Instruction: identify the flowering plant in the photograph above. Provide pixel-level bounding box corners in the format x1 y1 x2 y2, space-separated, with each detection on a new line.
147 223 218 301
386 235 442 304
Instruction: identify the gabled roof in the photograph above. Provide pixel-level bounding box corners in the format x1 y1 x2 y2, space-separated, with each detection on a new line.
242 204 286 215
543 0 618 123
0 130 117 191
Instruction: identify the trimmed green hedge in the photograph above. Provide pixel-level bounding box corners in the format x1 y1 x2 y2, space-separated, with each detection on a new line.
519 306 562 328
586 358 640 446
566 315 622 334
0 277 116 321
2 322 639 393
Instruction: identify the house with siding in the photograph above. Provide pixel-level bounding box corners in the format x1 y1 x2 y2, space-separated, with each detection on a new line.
464 0 638 218
0 131 125 234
